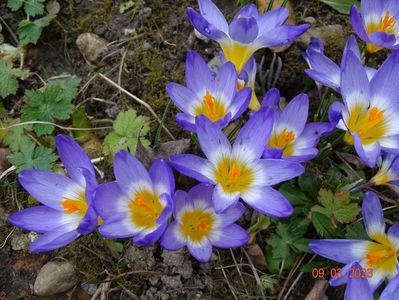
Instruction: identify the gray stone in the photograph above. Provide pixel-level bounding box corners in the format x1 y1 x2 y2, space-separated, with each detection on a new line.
124 245 156 269
34 261 78 296
296 25 346 49
161 275 183 289
161 249 185 267
10 232 31 251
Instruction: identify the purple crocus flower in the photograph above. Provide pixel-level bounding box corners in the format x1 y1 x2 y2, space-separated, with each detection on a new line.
94 151 174 246
344 262 373 300
328 50 399 168
166 50 251 132
170 107 304 216
187 0 309 73
9 134 98 252
370 153 399 193
309 192 399 293
160 183 249 262
304 35 376 93
380 274 399 300
261 88 331 163
350 0 399 53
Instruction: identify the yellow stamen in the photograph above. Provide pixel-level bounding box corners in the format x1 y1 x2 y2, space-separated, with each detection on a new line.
214 157 253 194
60 192 88 215
366 12 397 53
180 209 214 242
128 190 164 230
365 234 397 274
268 129 296 156
194 90 227 122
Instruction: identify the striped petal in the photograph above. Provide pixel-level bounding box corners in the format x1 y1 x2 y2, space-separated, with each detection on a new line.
362 191 385 238
209 224 249 248
161 221 187 250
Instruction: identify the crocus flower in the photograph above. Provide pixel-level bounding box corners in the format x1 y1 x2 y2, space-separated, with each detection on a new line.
328 50 399 168
166 50 251 132
170 107 304 215
261 89 331 163
187 0 309 73
309 192 399 292
304 35 376 92
9 134 98 252
380 274 399 300
160 183 249 262
344 262 373 300
350 0 399 53
370 153 399 193
94 151 174 246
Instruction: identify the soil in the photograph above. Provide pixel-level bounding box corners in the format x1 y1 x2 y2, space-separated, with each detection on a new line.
0 0 365 299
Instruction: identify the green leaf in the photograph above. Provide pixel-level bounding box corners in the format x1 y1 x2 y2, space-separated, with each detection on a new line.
311 189 360 224
103 109 150 156
279 181 310 206
7 0 24 11
318 0 360 14
298 171 319 197
72 107 91 139
3 125 32 151
345 222 369 240
0 60 27 98
8 140 57 172
311 211 336 238
18 14 56 45
21 76 80 135
23 0 45 17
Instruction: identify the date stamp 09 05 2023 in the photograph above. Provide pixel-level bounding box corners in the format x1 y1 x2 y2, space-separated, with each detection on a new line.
311 267 374 279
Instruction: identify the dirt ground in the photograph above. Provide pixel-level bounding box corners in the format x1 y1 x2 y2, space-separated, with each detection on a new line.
0 0 357 299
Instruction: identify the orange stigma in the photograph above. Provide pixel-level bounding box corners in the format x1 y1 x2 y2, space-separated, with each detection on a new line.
369 107 384 122
382 13 396 31
229 165 241 180
61 198 88 215
198 222 209 232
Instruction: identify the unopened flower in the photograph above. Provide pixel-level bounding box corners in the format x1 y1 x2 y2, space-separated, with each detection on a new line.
94 151 174 246
328 50 399 167
9 135 98 252
350 0 399 53
309 192 399 293
171 108 304 216
187 0 309 73
166 50 251 132
261 89 331 163
304 36 376 92
161 183 248 262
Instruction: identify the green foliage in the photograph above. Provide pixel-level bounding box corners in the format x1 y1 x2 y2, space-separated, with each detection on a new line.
345 222 369 240
7 0 45 17
103 108 150 156
8 139 57 172
0 60 27 99
311 189 360 225
318 0 360 15
18 14 56 45
21 76 80 135
72 107 91 139
3 125 32 151
266 218 311 273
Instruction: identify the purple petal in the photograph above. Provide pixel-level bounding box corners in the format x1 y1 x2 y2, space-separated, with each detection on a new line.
342 35 361 65
114 150 152 195
134 222 167 246
18 170 82 211
29 223 80 252
369 32 396 48
176 113 196 132
8 206 73 234
218 202 246 227
187 7 228 41
77 205 98 235
213 62 238 107
161 221 187 250
166 82 198 114
361 0 383 19
380 274 399 300
241 186 293 218
279 93 309 135
210 224 249 248
257 7 289 36
156 193 173 225
329 262 352 287
93 182 129 219
170 154 215 184
185 51 212 97
233 107 274 162
173 190 192 220
328 101 344 126
344 262 373 300
195 115 231 164
353 133 380 168
305 49 340 89
256 159 304 186
98 213 139 238
349 5 370 42
263 146 283 159
261 88 281 109
56 134 95 186
305 69 340 91
341 51 370 111
188 183 214 209
230 87 251 120
213 184 240 213
233 3 258 19
308 240 370 264
149 159 175 196
187 239 213 263
229 17 258 44
387 224 399 247
362 192 385 238
255 24 310 48
198 0 228 33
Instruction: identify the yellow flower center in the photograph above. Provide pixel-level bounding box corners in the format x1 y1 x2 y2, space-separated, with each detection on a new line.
268 129 296 156
128 190 164 230
214 157 254 194
220 42 256 73
60 192 88 215
366 12 397 53
365 234 398 274
180 208 214 242
194 90 227 122
344 105 387 145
